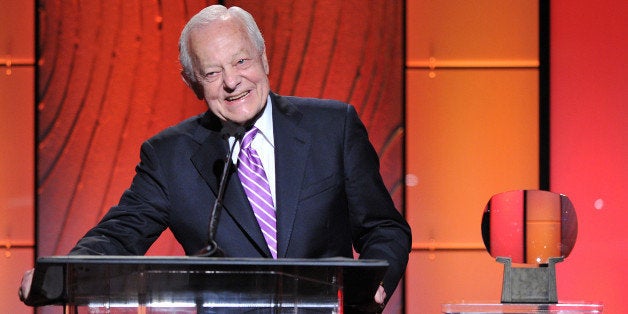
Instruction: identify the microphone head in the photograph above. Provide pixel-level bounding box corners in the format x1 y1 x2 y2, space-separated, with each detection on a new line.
220 121 246 139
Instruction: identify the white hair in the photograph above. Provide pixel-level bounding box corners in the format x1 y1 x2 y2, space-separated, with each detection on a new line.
178 5 266 84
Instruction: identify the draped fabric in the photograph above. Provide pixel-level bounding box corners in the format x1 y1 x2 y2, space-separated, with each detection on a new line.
37 0 403 261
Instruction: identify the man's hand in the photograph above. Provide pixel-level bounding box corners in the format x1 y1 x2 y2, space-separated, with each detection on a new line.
374 284 386 305
18 268 34 302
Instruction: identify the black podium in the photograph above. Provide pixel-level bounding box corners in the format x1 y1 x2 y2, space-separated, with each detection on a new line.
25 256 388 313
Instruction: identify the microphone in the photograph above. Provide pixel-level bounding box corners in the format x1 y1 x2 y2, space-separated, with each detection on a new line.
196 122 245 257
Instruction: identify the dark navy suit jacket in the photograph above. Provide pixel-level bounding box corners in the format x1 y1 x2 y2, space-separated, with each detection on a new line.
71 93 412 295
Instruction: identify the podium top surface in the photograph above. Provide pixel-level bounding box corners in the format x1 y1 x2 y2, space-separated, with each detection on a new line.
35 255 388 267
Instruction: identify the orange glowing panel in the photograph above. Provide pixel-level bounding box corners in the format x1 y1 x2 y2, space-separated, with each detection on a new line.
406 0 538 63
0 68 35 243
406 69 539 246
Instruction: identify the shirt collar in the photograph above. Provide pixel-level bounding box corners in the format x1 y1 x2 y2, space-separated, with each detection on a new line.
252 95 274 147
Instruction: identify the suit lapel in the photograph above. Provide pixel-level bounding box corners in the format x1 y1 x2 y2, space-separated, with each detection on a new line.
271 94 310 258
190 131 225 195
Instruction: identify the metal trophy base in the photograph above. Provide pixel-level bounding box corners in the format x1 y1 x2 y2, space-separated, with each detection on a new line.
497 256 564 303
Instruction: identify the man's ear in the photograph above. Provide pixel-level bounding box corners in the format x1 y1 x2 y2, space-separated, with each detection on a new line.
181 72 204 100
261 50 269 75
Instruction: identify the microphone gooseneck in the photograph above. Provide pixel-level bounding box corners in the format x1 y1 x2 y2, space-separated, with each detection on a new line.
195 123 245 257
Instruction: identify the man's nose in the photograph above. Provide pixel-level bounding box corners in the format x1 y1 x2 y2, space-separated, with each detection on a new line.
222 68 240 91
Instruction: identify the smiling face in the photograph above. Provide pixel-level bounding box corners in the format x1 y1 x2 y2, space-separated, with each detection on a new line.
186 17 270 125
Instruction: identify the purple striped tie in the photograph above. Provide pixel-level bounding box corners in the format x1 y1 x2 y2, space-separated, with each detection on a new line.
237 127 277 258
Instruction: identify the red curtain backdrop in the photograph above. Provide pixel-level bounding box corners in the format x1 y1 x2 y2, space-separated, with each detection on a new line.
36 0 404 311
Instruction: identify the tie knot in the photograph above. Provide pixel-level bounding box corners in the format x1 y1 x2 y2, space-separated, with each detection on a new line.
241 126 259 149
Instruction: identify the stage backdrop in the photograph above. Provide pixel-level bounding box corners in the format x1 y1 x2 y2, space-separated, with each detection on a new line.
36 0 404 312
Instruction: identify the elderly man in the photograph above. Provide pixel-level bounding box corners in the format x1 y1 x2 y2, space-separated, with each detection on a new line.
21 5 411 309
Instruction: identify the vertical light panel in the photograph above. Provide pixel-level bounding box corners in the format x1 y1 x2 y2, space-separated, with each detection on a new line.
551 1 628 312
0 0 35 312
405 0 539 312
405 68 540 313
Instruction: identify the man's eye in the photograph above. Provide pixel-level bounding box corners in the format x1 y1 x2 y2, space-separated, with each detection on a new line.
236 59 248 65
199 70 220 82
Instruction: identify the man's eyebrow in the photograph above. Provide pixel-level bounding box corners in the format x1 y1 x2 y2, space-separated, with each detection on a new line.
231 47 254 59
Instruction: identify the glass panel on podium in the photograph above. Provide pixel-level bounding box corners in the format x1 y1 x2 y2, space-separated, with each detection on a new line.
26 256 387 313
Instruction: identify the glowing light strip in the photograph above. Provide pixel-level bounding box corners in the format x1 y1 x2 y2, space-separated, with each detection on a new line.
86 301 339 309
